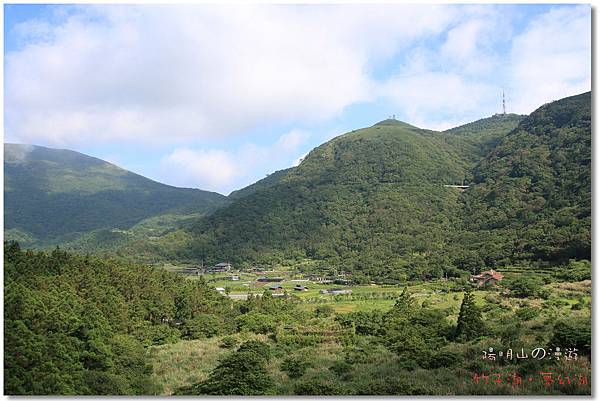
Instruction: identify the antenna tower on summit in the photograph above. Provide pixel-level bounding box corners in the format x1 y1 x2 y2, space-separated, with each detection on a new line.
502 90 506 115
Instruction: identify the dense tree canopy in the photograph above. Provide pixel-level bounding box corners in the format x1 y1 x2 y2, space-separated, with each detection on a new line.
4 242 232 395
149 93 590 280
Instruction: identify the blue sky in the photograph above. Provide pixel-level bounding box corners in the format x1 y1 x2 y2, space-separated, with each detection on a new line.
4 4 591 195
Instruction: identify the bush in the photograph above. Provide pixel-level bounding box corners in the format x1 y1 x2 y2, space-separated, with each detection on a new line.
549 320 591 355
219 336 238 349
235 311 277 334
177 340 273 395
422 350 461 369
183 314 228 339
556 260 591 282
335 311 385 336
281 355 312 379
237 340 272 362
294 377 346 395
83 371 130 395
571 302 583 310
484 294 501 304
314 305 334 318
133 322 181 346
329 360 353 377
507 276 543 298
515 307 540 321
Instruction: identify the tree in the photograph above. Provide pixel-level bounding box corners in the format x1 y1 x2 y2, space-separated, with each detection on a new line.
176 340 274 395
382 288 450 369
455 290 485 341
507 275 542 298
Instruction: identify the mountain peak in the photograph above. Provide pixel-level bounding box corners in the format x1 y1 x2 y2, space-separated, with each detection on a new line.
373 119 416 128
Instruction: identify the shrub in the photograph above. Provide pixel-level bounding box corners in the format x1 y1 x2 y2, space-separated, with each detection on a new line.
237 340 271 362
294 377 345 395
422 350 461 369
314 305 334 318
571 302 583 310
556 260 591 282
507 276 543 298
177 340 273 395
219 336 238 349
515 307 540 321
549 320 591 355
183 314 227 339
235 311 277 334
335 311 385 336
281 355 312 379
329 360 353 377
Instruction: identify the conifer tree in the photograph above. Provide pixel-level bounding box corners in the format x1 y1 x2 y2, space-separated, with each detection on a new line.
455 290 485 341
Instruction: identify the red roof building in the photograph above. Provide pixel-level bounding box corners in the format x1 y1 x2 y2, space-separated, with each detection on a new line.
470 269 503 287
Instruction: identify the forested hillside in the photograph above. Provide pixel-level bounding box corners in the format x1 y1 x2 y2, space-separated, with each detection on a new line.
4 93 590 280
4 144 227 247
441 113 524 166
4 93 591 396
173 120 472 281
154 93 590 281
4 242 233 395
453 92 591 270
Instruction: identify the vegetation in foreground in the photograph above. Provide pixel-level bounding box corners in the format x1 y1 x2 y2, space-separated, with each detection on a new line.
5 243 591 395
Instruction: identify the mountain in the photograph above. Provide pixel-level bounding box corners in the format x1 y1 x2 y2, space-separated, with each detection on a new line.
161 119 476 281
4 144 228 248
440 113 524 166
152 93 589 281
228 167 294 200
453 92 591 270
6 93 589 279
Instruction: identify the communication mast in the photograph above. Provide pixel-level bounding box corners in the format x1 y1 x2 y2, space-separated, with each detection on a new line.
502 90 506 115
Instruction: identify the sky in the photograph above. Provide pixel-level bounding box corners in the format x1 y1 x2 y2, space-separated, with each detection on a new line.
4 3 591 195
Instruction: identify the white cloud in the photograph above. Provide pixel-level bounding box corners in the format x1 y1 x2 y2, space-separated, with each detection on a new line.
378 4 590 129
380 70 497 129
293 152 309 167
5 4 457 146
4 4 590 154
161 148 239 191
160 128 310 193
276 129 310 152
508 5 591 114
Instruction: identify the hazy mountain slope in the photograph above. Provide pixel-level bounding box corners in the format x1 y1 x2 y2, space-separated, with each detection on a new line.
4 144 228 246
169 119 469 281
453 92 591 270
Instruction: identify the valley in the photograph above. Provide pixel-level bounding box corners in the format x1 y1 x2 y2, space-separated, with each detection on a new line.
4 92 592 395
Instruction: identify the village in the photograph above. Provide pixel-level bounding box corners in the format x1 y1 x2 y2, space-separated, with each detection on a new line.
162 261 514 310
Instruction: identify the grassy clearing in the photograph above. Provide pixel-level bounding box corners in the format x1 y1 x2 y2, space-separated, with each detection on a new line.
149 333 268 395
149 337 225 395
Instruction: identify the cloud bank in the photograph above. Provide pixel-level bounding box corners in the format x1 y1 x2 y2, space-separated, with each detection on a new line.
160 129 310 193
6 4 458 145
4 4 591 193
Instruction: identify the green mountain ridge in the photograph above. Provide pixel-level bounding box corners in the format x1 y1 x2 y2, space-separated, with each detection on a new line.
144 114 529 280
454 92 591 269
4 144 228 247
145 94 589 281
4 93 590 282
